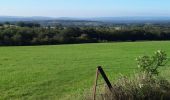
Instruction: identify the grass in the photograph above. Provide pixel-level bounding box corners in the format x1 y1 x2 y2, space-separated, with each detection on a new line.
0 41 170 100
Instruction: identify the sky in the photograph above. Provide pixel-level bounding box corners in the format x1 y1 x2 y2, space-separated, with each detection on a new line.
0 0 170 17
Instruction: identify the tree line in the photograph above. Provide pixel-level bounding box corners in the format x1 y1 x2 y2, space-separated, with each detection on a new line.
0 24 170 46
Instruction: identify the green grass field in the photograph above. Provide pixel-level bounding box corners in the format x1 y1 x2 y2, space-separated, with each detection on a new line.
0 41 170 100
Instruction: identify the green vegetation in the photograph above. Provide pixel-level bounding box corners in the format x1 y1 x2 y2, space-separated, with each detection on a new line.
100 50 170 100
103 72 170 100
0 41 170 100
136 50 168 75
1 22 170 46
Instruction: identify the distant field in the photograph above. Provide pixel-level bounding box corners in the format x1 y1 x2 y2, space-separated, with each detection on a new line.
0 41 170 100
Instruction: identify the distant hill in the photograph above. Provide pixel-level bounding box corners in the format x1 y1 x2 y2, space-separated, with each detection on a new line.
85 17 170 23
1 16 170 24
0 16 105 26
0 16 55 22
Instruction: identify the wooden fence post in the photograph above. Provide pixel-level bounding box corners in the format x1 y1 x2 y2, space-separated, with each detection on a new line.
93 66 113 100
93 67 100 100
98 66 113 91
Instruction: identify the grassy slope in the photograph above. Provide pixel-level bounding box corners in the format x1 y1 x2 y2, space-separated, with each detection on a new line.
0 41 170 100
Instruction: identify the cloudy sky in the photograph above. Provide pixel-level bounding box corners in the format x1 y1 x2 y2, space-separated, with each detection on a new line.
0 0 170 17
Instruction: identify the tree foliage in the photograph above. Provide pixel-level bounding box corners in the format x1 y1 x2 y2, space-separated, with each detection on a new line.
136 50 168 75
0 24 170 46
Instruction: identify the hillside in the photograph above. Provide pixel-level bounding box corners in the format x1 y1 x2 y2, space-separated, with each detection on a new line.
0 41 170 99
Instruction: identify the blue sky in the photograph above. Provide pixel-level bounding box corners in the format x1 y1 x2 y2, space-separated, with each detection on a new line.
0 0 170 17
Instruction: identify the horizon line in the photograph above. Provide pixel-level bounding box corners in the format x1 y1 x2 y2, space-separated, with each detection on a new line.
1 15 170 18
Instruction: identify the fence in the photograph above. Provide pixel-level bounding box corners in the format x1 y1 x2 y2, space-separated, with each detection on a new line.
93 66 113 100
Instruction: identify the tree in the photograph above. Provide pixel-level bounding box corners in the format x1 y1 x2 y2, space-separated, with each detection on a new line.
12 33 22 45
0 23 3 26
4 22 10 25
16 22 41 28
136 50 168 76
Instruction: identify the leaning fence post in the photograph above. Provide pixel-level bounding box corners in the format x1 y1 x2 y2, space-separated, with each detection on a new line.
98 66 113 91
93 66 113 100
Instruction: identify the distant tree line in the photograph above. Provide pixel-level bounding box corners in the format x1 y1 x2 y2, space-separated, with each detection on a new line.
16 22 41 27
0 21 41 28
0 23 170 46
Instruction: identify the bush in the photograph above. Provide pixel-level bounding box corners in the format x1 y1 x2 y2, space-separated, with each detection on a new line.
136 50 168 75
104 72 170 100
91 50 170 100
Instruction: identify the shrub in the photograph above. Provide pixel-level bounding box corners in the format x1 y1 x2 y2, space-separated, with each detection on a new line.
91 50 170 100
104 72 170 100
136 50 167 75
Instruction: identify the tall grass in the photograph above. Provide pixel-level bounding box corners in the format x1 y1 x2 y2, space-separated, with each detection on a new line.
104 72 170 100
88 50 170 100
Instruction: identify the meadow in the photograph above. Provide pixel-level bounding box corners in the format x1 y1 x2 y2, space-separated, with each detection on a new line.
0 41 170 100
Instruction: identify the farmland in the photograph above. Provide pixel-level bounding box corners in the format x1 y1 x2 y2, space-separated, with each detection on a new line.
0 41 170 100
